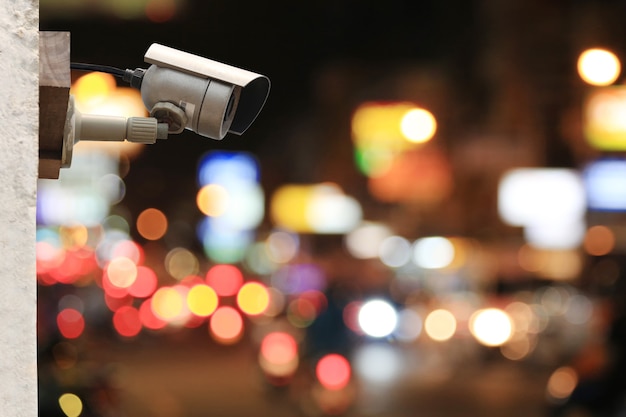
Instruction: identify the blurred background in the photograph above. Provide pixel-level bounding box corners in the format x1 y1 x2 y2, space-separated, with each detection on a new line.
37 1 626 416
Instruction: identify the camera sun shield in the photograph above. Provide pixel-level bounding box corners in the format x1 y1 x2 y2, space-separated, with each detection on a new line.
141 43 270 139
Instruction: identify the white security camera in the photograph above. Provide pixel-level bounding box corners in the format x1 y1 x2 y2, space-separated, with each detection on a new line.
139 43 271 140
61 44 270 173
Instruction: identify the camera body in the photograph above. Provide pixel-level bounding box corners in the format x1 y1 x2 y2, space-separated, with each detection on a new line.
140 43 270 140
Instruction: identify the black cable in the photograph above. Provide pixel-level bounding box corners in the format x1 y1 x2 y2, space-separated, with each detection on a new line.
70 62 126 78
70 63 146 88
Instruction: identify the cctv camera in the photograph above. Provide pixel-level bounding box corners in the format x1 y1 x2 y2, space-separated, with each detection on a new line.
139 43 270 140
61 44 269 175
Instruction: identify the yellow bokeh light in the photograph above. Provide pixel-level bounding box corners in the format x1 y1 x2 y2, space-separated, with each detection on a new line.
197 184 229 217
270 185 315 232
86 87 149 117
424 309 457 342
237 282 270 316
58 224 89 249
71 76 148 159
547 366 578 399
71 72 117 109
400 108 437 143
578 48 621 86
270 183 360 233
351 102 437 171
58 393 83 417
151 287 183 321
583 87 626 150
469 308 514 347
187 284 219 317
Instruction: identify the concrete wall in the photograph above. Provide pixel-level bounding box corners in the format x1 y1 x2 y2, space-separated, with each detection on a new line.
0 1 39 416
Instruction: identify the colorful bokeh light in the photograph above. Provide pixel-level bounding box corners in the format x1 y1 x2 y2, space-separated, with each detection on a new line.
577 48 621 86
197 184 229 217
583 87 626 151
105 256 137 289
57 308 85 339
270 183 362 234
187 284 219 317
127 265 158 298
58 393 83 417
357 299 398 338
546 366 578 400
151 286 184 321
113 305 142 337
205 264 244 297
424 309 456 342
136 208 168 241
237 282 270 316
469 308 514 347
259 331 299 379
316 353 351 390
209 306 244 344
400 108 437 143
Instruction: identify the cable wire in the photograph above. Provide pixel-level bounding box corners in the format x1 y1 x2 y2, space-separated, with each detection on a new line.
70 63 126 78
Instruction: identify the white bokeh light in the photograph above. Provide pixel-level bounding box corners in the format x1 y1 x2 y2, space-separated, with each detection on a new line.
353 343 404 385
578 48 621 86
345 222 392 259
378 235 411 268
358 299 398 338
413 236 455 269
394 308 423 342
469 308 514 347
400 108 437 143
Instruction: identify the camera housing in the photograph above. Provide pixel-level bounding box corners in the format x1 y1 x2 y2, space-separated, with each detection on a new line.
140 43 270 140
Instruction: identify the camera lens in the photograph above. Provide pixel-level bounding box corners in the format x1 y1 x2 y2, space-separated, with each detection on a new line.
224 92 236 122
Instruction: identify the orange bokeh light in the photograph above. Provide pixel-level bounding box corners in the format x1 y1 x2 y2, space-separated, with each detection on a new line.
209 306 244 344
583 225 615 256
137 208 168 241
260 332 298 365
197 184 229 217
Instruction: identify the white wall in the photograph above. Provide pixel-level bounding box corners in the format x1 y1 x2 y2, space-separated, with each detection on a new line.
0 0 39 416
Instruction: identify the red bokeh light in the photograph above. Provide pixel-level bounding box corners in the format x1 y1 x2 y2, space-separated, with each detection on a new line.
57 308 85 339
113 305 142 337
316 354 351 390
104 293 134 312
205 264 244 296
139 298 168 330
127 266 158 298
